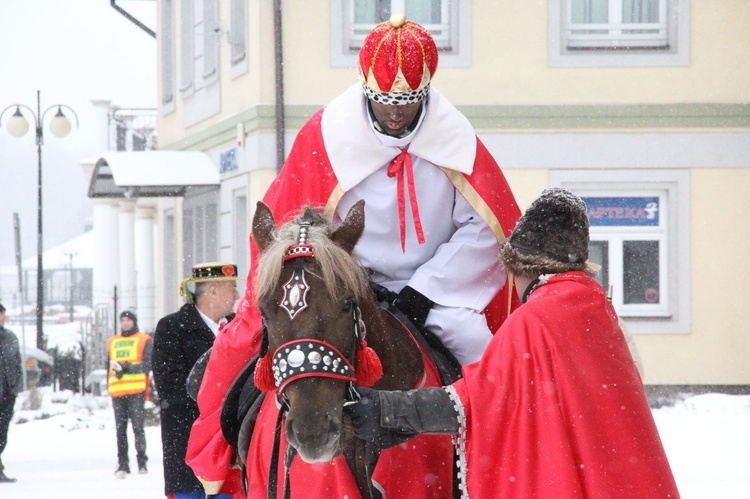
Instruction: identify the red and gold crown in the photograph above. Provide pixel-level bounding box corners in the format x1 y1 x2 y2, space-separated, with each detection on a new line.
359 14 438 104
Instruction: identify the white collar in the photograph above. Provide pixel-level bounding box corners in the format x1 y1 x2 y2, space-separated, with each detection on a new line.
197 307 221 336
321 84 477 191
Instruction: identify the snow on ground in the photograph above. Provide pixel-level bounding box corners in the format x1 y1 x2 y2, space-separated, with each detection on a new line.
2 388 749 498
5 389 163 498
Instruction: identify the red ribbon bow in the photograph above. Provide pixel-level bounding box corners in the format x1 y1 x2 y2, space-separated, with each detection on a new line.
387 149 425 252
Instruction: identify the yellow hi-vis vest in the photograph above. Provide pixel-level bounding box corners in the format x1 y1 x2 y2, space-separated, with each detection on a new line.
107 331 151 397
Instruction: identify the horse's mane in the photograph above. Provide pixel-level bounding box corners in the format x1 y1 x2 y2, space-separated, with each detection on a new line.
254 207 371 304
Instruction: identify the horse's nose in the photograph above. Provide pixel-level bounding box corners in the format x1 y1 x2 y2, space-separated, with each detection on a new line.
286 412 340 443
285 412 343 463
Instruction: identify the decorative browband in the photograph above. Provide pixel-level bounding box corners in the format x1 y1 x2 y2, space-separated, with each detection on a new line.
272 339 357 393
282 244 315 261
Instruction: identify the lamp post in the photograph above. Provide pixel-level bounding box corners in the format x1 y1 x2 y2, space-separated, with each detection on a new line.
1 90 78 350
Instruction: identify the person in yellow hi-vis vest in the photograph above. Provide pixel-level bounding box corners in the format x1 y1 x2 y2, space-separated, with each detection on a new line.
107 309 153 479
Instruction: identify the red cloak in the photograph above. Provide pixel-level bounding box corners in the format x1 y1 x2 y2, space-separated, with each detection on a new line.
186 108 521 497
450 272 680 498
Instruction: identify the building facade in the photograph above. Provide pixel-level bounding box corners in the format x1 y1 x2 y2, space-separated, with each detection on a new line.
153 0 750 387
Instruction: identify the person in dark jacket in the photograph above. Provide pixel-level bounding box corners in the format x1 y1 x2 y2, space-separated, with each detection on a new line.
153 262 239 499
0 304 22 484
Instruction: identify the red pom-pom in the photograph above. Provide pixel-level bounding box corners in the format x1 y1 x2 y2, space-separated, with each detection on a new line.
356 341 383 387
254 352 276 392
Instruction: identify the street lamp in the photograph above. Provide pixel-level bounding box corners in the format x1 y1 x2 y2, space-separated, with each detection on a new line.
1 90 78 350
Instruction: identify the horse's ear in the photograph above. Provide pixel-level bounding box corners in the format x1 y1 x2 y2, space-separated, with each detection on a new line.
252 201 276 253
331 199 365 254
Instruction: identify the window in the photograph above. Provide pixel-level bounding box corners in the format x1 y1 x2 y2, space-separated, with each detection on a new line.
161 0 175 112
183 189 219 279
548 0 690 67
583 194 668 317
163 210 178 311
233 188 249 298
331 0 471 68
230 0 248 78
551 169 690 334
567 0 668 49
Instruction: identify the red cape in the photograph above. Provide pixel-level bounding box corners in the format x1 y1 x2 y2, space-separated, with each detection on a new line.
452 272 680 498
187 108 521 496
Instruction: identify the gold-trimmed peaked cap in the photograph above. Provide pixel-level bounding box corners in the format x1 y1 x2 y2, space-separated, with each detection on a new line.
180 261 238 303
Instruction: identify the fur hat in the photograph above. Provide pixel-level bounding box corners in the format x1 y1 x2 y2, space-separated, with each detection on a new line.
500 187 592 277
359 14 438 105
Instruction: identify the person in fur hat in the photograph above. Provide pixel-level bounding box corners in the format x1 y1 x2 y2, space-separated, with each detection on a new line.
345 187 679 498
187 14 521 498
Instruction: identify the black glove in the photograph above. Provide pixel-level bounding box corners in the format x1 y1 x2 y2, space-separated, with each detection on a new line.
344 387 383 442
393 286 434 329
120 362 133 374
345 387 419 449
370 281 399 304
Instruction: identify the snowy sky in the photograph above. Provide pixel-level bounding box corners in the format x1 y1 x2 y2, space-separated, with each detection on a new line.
0 0 157 268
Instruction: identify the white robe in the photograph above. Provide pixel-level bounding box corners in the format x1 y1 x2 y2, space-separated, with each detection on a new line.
323 85 506 365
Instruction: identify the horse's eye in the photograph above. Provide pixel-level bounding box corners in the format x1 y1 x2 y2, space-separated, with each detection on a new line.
342 300 354 312
259 307 270 321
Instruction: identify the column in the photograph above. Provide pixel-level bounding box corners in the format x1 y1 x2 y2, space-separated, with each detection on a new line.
135 204 156 332
118 200 137 314
91 199 119 307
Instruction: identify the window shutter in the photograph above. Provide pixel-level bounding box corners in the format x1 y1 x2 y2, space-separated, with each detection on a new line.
180 0 194 92
230 0 247 65
203 0 219 78
161 0 175 104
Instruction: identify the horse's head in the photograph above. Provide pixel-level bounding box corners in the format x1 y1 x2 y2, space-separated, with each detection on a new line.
252 200 379 463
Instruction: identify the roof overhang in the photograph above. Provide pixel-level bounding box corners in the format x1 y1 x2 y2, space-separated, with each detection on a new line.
88 151 220 198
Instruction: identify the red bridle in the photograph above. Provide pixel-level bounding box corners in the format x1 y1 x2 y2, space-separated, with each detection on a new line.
254 238 383 395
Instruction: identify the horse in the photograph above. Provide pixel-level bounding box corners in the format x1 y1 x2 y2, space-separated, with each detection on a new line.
246 199 455 498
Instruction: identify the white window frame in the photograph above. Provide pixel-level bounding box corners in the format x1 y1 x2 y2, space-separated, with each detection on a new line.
551 169 690 334
548 0 690 67
331 0 471 68
161 0 176 115
229 0 249 78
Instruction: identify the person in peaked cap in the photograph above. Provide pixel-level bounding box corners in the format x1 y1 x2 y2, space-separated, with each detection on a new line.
345 188 679 498
187 14 521 499
153 263 239 499
107 308 153 478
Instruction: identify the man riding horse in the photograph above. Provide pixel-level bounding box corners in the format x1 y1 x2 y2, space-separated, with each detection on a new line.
186 14 520 497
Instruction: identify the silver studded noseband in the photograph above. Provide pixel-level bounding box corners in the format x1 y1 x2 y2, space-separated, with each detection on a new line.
271 339 357 394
